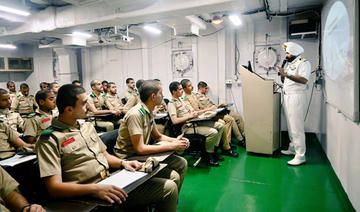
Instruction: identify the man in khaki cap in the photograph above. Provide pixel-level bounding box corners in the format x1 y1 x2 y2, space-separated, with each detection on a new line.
88 80 121 132
168 81 224 167
0 167 45 212
23 90 57 144
11 83 37 116
36 84 178 211
181 79 238 157
0 121 34 159
0 89 24 132
114 80 189 192
197 81 246 146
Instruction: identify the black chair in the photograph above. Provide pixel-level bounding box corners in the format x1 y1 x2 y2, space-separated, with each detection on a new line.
99 129 118 155
167 115 207 167
121 98 127 105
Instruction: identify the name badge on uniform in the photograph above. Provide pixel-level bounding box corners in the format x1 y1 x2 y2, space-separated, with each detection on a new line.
177 105 183 109
94 101 99 104
42 118 51 123
62 137 75 147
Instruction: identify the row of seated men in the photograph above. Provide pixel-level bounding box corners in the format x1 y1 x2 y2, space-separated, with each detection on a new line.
0 82 189 212
2 77 246 165
0 79 245 211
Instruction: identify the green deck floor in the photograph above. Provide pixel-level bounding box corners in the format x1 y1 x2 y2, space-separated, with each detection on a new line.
177 133 355 212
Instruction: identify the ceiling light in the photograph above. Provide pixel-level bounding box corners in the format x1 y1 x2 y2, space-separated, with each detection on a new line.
143 25 161 34
72 31 92 39
211 16 223 25
0 5 30 16
229 15 242 26
0 44 16 49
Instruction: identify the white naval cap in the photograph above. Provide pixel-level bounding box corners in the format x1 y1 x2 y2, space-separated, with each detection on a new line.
282 42 304 56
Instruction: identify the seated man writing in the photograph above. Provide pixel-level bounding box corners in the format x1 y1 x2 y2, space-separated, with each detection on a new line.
36 84 178 212
114 80 189 192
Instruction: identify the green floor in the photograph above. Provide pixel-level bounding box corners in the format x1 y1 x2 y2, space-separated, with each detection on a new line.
177 133 355 212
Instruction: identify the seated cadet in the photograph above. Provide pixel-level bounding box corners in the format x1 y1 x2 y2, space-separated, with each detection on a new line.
105 82 125 114
49 82 60 97
168 81 225 167
72 80 82 87
6 81 17 104
39 82 49 91
11 83 37 116
101 80 108 95
0 89 24 132
123 78 140 114
0 167 45 212
36 84 178 212
0 121 35 160
197 81 246 146
181 79 238 157
23 90 57 144
114 80 189 192
88 80 121 132
152 79 168 134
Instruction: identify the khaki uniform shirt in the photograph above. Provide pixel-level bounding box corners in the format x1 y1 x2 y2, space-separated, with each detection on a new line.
124 90 140 111
0 167 19 212
0 122 19 159
23 109 56 139
105 93 124 109
0 109 24 132
168 97 194 118
36 119 109 184
196 92 216 109
154 100 167 113
9 91 17 105
88 92 108 111
11 93 37 114
183 92 202 111
124 89 139 102
114 103 155 159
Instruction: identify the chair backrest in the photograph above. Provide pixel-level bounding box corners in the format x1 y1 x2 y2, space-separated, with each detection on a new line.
99 129 119 155
121 98 127 105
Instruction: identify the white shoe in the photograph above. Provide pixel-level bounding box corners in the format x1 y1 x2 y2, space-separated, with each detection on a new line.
281 149 295 155
287 158 306 166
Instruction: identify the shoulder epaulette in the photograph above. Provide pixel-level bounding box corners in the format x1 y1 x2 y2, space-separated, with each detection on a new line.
41 128 54 135
183 95 189 100
101 92 106 97
90 93 96 98
301 58 307 62
128 90 132 94
27 112 37 118
138 106 147 116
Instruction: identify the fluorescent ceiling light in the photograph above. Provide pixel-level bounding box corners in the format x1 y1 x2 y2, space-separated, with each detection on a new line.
143 25 161 34
229 15 242 26
211 16 223 25
0 44 16 49
72 31 92 39
0 5 30 16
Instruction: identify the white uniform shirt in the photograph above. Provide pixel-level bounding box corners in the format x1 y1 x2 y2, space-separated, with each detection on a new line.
283 56 311 93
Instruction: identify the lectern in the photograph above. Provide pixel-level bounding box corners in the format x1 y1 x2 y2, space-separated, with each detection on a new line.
240 66 281 155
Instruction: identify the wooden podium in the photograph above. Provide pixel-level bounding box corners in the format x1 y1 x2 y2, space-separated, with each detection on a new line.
240 66 281 155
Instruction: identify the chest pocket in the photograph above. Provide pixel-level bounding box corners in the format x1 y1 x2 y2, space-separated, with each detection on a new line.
61 136 82 157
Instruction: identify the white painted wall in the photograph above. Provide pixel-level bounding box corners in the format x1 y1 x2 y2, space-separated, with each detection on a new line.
319 0 359 210
0 45 54 95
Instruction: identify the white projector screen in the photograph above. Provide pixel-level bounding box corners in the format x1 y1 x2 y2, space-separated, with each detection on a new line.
322 0 359 121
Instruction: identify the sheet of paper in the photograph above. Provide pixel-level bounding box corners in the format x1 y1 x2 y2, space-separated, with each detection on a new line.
0 154 37 167
97 169 147 189
127 151 173 162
